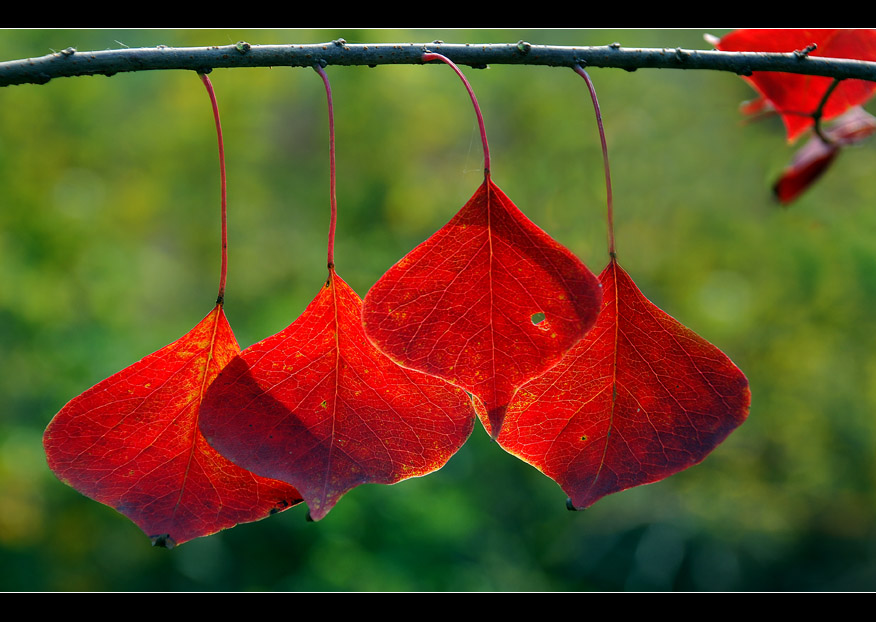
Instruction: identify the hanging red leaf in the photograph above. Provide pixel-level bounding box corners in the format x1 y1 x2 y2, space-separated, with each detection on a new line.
362 53 601 439
43 73 302 548
495 259 750 510
43 305 302 548
199 269 476 522
713 29 876 143
362 175 602 438
773 135 840 204
774 106 876 204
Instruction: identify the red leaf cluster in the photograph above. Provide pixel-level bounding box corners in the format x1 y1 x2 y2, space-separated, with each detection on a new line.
713 29 876 203
43 54 757 545
714 29 876 143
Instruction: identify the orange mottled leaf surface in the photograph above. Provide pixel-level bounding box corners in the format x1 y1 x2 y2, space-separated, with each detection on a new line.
715 29 876 143
496 259 750 510
362 176 602 438
199 269 476 522
43 305 302 548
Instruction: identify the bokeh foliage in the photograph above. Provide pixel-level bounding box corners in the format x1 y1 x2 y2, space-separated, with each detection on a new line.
2 28 876 591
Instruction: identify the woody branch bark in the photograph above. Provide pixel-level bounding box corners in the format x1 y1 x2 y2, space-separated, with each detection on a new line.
3 41 876 87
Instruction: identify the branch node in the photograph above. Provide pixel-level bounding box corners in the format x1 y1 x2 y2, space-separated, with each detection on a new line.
197 67 213 75
315 58 328 69
234 41 251 54
333 38 347 47
795 43 818 59
609 42 622 50
60 47 76 57
675 47 689 62
433 40 444 44
739 66 753 77
517 40 532 54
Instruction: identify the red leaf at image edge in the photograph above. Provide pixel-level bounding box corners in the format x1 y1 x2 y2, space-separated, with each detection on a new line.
43 305 302 547
715 29 876 143
774 106 876 204
496 259 750 510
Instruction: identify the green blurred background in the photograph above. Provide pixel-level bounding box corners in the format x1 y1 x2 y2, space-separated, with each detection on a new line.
2 28 875 591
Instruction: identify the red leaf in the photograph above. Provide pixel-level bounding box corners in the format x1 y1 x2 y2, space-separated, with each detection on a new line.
774 138 840 204
774 106 876 204
43 305 302 548
495 259 750 510
198 270 476 522
362 176 602 438
715 29 876 142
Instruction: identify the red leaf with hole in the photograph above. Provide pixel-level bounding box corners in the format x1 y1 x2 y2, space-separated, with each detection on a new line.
361 176 602 438
43 305 302 548
495 259 750 510
774 106 876 204
714 29 876 142
199 269 476 522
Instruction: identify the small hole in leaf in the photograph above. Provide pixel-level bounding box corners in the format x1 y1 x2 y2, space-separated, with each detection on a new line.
531 312 546 325
580 435 588 441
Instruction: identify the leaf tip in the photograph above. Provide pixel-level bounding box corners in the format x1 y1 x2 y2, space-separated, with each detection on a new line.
150 533 177 549
565 498 584 512
486 404 509 441
304 502 334 522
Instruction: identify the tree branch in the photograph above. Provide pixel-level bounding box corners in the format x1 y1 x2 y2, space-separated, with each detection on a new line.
3 41 876 88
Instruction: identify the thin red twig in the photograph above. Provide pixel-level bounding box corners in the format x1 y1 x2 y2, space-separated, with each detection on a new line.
574 65 616 258
314 64 338 270
423 52 491 175
199 72 228 304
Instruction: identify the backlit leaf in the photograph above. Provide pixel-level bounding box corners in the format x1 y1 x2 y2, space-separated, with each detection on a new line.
199 269 476 522
362 175 602 438
496 259 750 510
43 305 302 548
714 29 876 142
774 106 876 204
